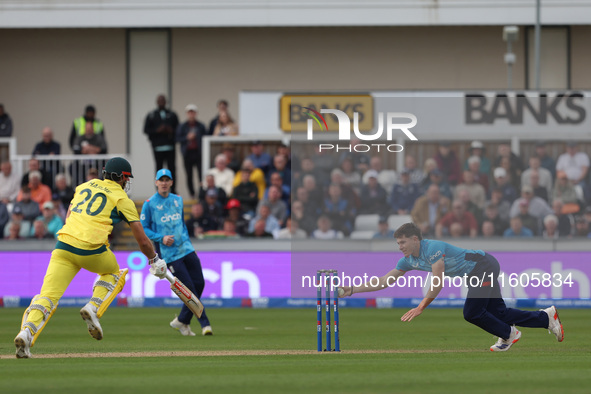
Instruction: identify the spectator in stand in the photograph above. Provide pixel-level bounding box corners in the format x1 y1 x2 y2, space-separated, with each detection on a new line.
201 189 224 231
411 184 451 236
573 215 588 237
515 198 540 235
291 199 315 236
0 161 20 203
295 156 314 187
30 219 51 239
207 154 235 196
248 140 272 176
337 140 370 174
499 156 521 191
51 193 67 221
323 183 356 236
434 141 462 186
177 104 206 199
504 216 534 238
492 167 518 205
143 95 179 193
390 168 421 215
277 216 307 239
0 103 13 136
208 99 229 135
265 171 291 208
488 187 511 223
199 174 227 207
3 206 31 239
17 171 52 210
233 159 266 200
542 214 560 239
421 169 452 200
494 142 524 184
436 200 478 238
551 199 574 237
404 155 423 185
72 121 108 184
372 216 395 239
454 170 486 210
556 141 589 187
256 185 288 226
277 143 292 170
509 185 553 223
552 171 579 206
21 158 52 189
302 173 324 207
185 203 207 238
481 220 497 238
232 169 259 216
0 201 8 238
245 218 274 238
456 188 483 226
32 127 61 182
529 170 549 203
6 222 22 240
52 174 74 210
14 186 41 222
222 143 241 173
339 155 362 194
482 203 508 236
312 215 344 239
583 206 591 233
248 202 280 236
69 105 105 152
467 156 490 194
225 199 249 236
312 147 336 187
361 156 397 193
31 201 63 238
535 141 556 180
522 156 553 198
421 159 438 185
212 111 239 136
268 154 291 188
464 141 491 175
359 170 388 215
219 220 239 238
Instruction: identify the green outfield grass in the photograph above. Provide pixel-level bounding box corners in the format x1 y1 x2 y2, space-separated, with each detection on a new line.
1 307 590 393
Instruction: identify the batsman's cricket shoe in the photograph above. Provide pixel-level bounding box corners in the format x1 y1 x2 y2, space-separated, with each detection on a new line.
80 303 103 340
14 329 33 359
541 305 564 342
170 317 196 336
201 325 213 336
490 326 521 352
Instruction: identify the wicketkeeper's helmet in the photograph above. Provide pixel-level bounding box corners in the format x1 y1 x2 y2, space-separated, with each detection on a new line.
103 157 134 178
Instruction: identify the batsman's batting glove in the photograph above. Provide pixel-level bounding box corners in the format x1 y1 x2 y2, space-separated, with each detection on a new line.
148 255 167 279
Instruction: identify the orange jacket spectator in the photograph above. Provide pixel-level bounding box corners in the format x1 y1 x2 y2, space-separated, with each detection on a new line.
16 171 52 210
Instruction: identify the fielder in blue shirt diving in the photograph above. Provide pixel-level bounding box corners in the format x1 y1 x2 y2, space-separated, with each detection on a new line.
141 168 213 336
339 222 564 352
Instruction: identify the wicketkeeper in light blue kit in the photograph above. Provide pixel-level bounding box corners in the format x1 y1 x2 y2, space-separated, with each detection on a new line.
141 168 213 336
339 222 564 352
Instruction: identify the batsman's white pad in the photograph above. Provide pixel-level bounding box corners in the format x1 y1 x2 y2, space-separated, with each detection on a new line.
95 268 128 318
21 295 58 347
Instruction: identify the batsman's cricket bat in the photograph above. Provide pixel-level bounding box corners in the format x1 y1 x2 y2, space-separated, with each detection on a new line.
165 271 204 318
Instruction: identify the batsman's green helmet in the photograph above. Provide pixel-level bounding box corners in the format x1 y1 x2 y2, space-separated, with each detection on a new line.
104 157 134 178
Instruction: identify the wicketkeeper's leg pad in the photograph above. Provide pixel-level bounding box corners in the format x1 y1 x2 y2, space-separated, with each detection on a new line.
93 268 128 318
21 295 58 347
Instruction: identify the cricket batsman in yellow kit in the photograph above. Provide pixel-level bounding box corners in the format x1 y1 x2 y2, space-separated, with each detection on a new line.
14 157 168 358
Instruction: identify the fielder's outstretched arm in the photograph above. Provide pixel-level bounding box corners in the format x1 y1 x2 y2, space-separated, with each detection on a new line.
401 258 445 322
339 268 406 297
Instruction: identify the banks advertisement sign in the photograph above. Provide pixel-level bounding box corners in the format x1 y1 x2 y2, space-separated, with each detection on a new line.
1 251 590 300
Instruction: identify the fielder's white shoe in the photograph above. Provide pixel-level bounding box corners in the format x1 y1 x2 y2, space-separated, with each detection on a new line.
201 325 213 336
490 326 521 352
541 305 564 342
170 317 196 337
80 303 103 340
14 328 33 359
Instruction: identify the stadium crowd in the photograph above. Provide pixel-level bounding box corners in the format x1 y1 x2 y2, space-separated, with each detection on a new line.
2 99 591 241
